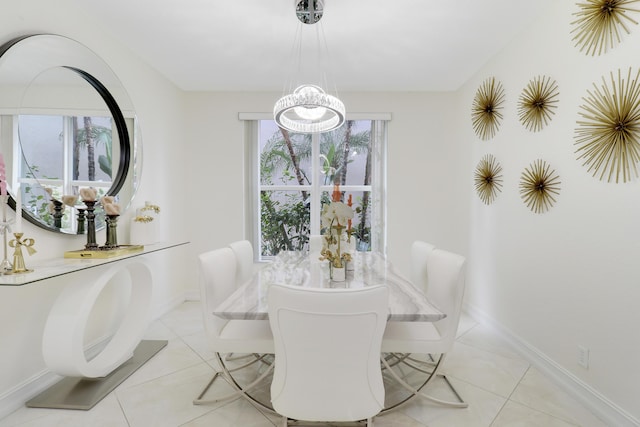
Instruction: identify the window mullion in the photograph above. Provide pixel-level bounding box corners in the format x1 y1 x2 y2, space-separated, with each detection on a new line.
310 132 321 235
63 117 72 195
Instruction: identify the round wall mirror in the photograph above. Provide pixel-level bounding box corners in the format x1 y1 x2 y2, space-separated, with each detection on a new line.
0 34 141 234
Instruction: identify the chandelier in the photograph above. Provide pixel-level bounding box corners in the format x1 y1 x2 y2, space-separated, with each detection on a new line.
273 0 345 134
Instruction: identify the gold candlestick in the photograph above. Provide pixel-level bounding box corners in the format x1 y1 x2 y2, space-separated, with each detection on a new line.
7 233 35 274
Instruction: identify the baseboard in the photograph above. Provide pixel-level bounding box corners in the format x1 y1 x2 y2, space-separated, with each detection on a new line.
0 370 61 419
151 293 190 320
184 289 200 301
464 303 640 427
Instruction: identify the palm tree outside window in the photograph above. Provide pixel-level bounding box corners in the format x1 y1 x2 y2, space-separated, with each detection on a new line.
252 119 387 260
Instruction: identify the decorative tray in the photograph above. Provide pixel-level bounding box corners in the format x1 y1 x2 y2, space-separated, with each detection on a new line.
63 245 144 259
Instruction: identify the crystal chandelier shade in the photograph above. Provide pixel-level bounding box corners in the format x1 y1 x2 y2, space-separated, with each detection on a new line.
274 84 345 134
274 0 345 134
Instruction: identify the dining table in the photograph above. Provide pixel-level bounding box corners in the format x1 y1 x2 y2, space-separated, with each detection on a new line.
213 250 445 322
210 249 447 414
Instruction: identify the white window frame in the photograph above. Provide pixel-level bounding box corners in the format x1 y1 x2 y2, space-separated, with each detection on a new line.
240 112 390 261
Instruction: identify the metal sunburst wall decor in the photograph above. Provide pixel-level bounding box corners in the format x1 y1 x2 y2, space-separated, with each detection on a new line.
474 154 504 205
518 75 559 132
471 77 505 140
519 159 561 214
574 68 640 183
571 0 640 56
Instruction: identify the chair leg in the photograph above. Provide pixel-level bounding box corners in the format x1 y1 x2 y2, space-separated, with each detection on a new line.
193 371 226 405
366 416 374 426
380 353 468 410
193 353 274 406
280 416 288 427
421 373 468 408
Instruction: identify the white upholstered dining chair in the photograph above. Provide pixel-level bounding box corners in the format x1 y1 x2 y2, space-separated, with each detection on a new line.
410 240 436 294
268 284 389 426
382 248 468 409
193 247 274 406
228 240 260 287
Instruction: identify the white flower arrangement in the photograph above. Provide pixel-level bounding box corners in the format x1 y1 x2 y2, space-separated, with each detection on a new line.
319 201 354 269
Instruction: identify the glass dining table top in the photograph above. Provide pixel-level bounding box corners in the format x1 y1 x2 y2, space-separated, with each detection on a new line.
213 250 445 322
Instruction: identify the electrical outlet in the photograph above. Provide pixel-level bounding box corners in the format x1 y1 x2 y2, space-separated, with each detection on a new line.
578 345 589 369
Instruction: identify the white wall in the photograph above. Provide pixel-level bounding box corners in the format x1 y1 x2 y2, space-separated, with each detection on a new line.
0 0 189 415
462 1 640 424
182 91 469 295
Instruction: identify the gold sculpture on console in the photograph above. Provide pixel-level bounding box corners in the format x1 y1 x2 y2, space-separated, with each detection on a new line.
8 233 36 274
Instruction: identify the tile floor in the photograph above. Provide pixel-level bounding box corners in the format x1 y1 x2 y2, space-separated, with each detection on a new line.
0 301 608 427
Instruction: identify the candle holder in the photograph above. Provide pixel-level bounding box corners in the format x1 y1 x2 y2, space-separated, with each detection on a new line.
52 200 64 229
76 208 86 235
7 232 35 274
1 194 12 272
103 214 120 249
0 221 11 272
84 201 99 250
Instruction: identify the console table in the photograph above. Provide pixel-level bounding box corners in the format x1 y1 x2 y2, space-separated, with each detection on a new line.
0 241 188 410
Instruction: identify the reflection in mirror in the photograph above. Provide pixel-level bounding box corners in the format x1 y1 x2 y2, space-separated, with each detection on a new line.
0 34 141 234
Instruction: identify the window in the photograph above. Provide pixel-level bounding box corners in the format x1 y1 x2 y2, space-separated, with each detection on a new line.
246 117 387 260
17 114 115 230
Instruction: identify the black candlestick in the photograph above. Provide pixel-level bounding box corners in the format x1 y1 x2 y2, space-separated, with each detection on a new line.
84 201 99 250
76 208 86 234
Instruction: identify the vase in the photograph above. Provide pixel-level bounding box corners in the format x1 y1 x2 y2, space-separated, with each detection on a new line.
330 264 346 282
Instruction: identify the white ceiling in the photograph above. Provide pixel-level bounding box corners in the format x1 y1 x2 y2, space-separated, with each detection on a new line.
82 0 553 92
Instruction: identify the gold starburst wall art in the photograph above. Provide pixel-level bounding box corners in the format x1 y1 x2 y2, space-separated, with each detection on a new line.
471 77 505 140
519 159 561 214
574 68 640 183
474 154 504 205
571 0 640 56
518 75 559 132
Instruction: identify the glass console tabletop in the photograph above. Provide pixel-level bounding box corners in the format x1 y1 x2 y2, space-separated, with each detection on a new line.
0 241 189 286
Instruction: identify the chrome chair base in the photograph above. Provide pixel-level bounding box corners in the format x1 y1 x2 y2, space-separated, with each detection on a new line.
380 353 468 411
193 352 273 406
281 417 374 426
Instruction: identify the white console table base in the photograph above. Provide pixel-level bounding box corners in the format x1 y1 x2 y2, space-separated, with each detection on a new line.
26 339 167 410
2 242 190 411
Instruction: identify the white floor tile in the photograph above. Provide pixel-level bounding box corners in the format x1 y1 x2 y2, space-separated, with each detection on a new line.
441 341 530 398
118 336 205 389
181 330 216 361
456 323 524 361
509 368 608 427
160 301 205 337
0 393 128 427
116 362 223 427
399 376 506 427
0 302 610 427
179 398 277 426
492 400 579 427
